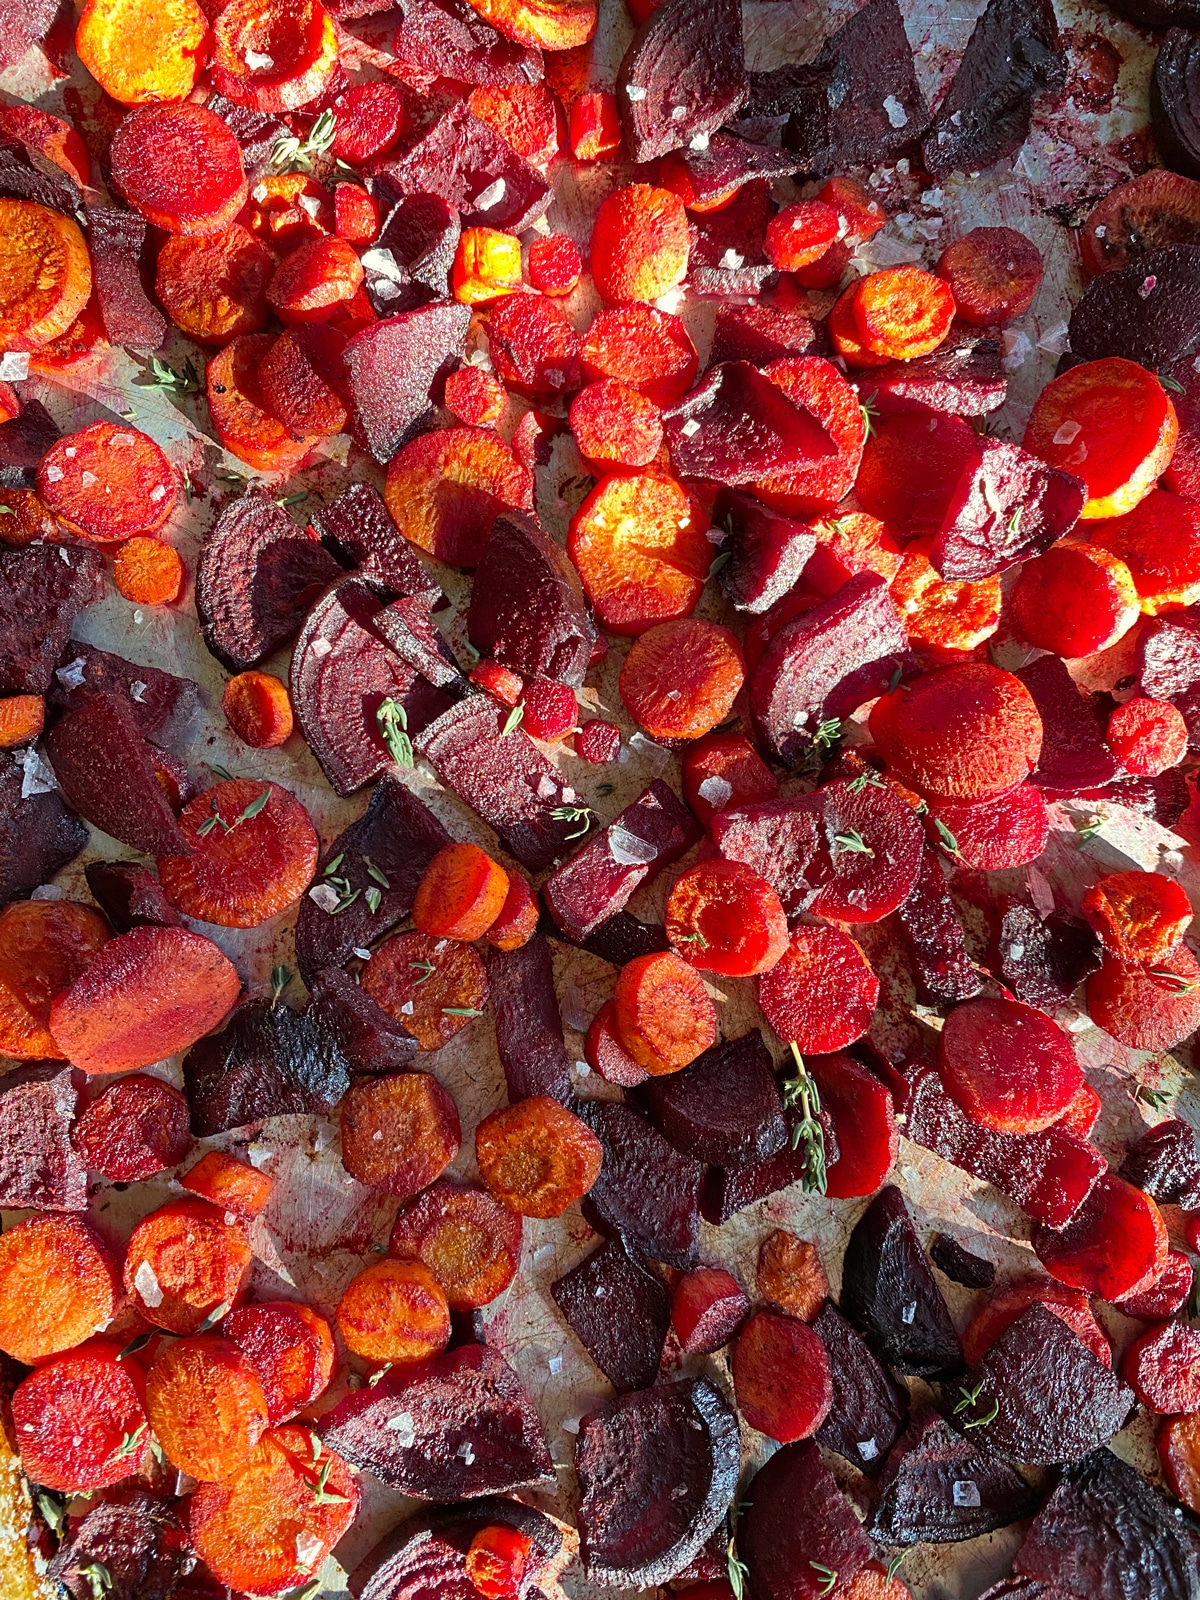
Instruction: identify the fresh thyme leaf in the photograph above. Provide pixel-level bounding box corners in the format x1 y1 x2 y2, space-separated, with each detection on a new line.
847 768 886 795
596 782 615 796
1160 370 1187 394
1075 817 1103 842
887 664 903 694
206 762 233 781
501 703 525 736
271 965 293 1004
196 814 223 837
271 108 337 173
834 829 874 856
134 355 200 394
962 1396 1000 1430
1007 506 1022 536
954 1379 985 1415
410 958 435 983
675 931 708 948
885 1552 904 1583
331 887 360 915
310 1457 349 1505
367 1362 393 1387
782 1042 826 1195
810 1564 838 1598
377 697 414 766
79 1563 112 1599
364 858 390 889
365 886 382 914
275 490 309 508
323 853 344 877
550 804 593 839
37 1491 66 1537
933 817 960 856
707 549 732 580
442 1006 482 1017
812 717 841 752
726 1539 749 1600
118 1331 151 1360
1133 1083 1172 1110
859 391 878 439
236 787 273 824
116 1421 148 1458
1150 968 1198 994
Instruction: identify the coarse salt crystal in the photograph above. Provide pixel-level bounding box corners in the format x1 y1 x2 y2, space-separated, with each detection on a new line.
31 883 64 900
133 609 144 625
670 105 687 120
883 95 908 128
901 1300 917 1325
953 1480 981 1508
44 465 63 482
129 681 148 703
362 246 404 281
1052 420 1081 446
690 132 710 151
353 947 372 961
857 1438 879 1460
608 825 659 866
457 1442 475 1463
19 747 56 798
474 178 507 211
1140 275 1158 299
680 418 701 437
401 1000 414 1014
134 1260 164 1308
310 637 333 657
697 775 732 808
0 352 28 381
295 1531 323 1569
548 1354 563 1374
308 882 341 914
56 657 88 691
150 484 167 501
719 249 743 270
244 49 274 69
298 193 322 219
562 1416 580 1433
626 85 646 101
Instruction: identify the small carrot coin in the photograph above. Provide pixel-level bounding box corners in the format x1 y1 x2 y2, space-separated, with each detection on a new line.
336 1258 451 1364
757 924 879 1055
591 184 689 304
211 0 340 113
568 472 710 634
528 233 583 295
124 1198 253 1334
76 0 209 106
453 227 524 304
666 859 788 978
826 280 892 370
146 1335 270 1482
0 1215 117 1363
445 366 508 427
485 873 539 952
156 224 273 345
207 333 319 473
340 1072 462 1198
852 266 956 360
111 103 248 236
1088 948 1200 1051
1080 870 1192 963
361 931 489 1051
181 1150 275 1217
938 996 1084 1135
71 1073 193 1181
39 422 176 543
113 537 185 606
757 1230 829 1323
224 1301 335 1424
731 1311 833 1443
889 538 1001 656
584 999 649 1088
619 618 745 739
1009 541 1140 656
764 201 840 271
0 486 54 546
413 842 510 942
468 83 559 166
569 378 664 469
1107 696 1189 775
467 1527 536 1600
13 1344 149 1493
223 670 294 748
936 226 1043 325
0 899 110 1059
1088 488 1200 613
0 199 92 349
681 731 778 826
0 105 90 186
613 950 717 1074
580 306 697 405
258 324 351 437
475 1097 603 1217
267 235 365 325
389 1181 523 1309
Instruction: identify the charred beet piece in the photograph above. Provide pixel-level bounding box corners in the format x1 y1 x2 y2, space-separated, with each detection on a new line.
922 0 1062 180
468 510 596 688
964 1303 1133 1465
350 1499 561 1600
740 1440 874 1600
552 1237 670 1392
485 936 573 1104
702 1103 839 1223
580 912 671 967
1069 245 1200 369
616 0 747 162
84 862 182 934
580 1099 704 1269
1120 1118 1200 1209
0 749 87 907
51 641 201 749
711 799 820 917
996 900 1101 1013
575 1378 739 1586
0 138 82 217
183 1000 351 1137
416 695 589 873
320 1344 554 1499
294 776 450 984
373 597 467 694
840 1183 963 1378
543 780 701 944
371 192 462 310
1016 654 1118 794
663 362 834 487
869 333 1006 417
1153 30 1200 182
710 302 827 366
904 1067 1105 1229
344 302 472 465
0 544 104 695
391 0 543 90
750 573 909 766
0 1064 86 1211
196 490 342 674
675 134 804 207
637 1029 786 1168
713 488 816 614
812 1300 908 1478
87 206 167 354
307 966 418 1075
932 438 1085 582
870 1408 1037 1544
897 846 982 1006
376 105 551 234
931 1233 996 1289
311 483 444 608
48 1491 189 1600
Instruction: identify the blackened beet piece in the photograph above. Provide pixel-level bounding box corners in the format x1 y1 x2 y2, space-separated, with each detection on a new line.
996 899 1101 1012
932 438 1086 582
664 362 834 487
320 1344 554 1499
713 488 816 614
87 206 167 354
48 1490 190 1600
0 1064 86 1210
350 1499 561 1600
580 1099 703 1269
931 1233 996 1289
373 596 467 693
740 1440 874 1600
1153 30 1200 182
485 936 572 1103
580 912 670 966
85 862 182 933
51 641 201 748
1016 654 1118 794
307 966 418 1075
675 133 804 208
376 105 551 234
196 490 342 673
344 302 472 464
1120 1118 1200 1209
0 543 104 695
869 333 1007 418
897 846 982 1006
840 1184 963 1378
390 0 543 92
1069 245 1200 369
710 301 827 367
371 191 462 309
812 1300 908 1477
750 573 909 767
616 0 746 164
870 1408 1037 1544
182 1000 351 1137
0 137 82 217
311 482 444 608
575 1378 739 1586
552 1237 670 1392
468 510 596 688
701 1102 839 1223
0 749 86 906
0 397 59 480
637 1029 786 1168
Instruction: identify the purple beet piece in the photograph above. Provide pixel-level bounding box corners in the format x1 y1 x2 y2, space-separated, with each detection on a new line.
740 1440 874 1600
0 543 104 695
922 0 1063 180
46 692 189 857
484 935 573 1104
1153 29 1200 183
575 1378 739 1586
310 482 445 608
47 1490 190 1600
84 862 182 933
375 104 551 233
307 965 418 1075
841 1183 963 1378
0 137 82 217
1137 608 1200 751
812 1299 908 1478
616 0 747 163
869 1407 1038 1543
196 490 342 672
688 178 772 275
290 576 454 797
370 191 462 309
0 397 59 480
1069 245 1200 369
373 596 467 692
206 94 287 177
637 1029 786 1168
183 1000 350 1137
930 1233 996 1289
996 898 1101 1012
1016 654 1119 794
351 1500 561 1600
979 1584 1068 1600
897 845 982 1006
344 301 472 464
294 775 451 983
543 780 701 943
905 1066 1105 1229
867 332 1007 417
86 206 167 353
320 1344 554 1499
711 798 820 916
700 1103 840 1223
710 302 828 366
932 437 1086 582
414 694 581 872
673 132 803 205
966 1302 1133 1464
552 1237 670 1392
749 572 910 766
580 1099 704 1269
582 912 670 966
713 488 816 614
779 0 929 174
663 361 834 487
668 1529 728 1588
390 0 542 92
51 641 201 748
0 0 60 70
1120 1118 1200 1209
0 1064 86 1211
468 510 596 688
0 748 87 906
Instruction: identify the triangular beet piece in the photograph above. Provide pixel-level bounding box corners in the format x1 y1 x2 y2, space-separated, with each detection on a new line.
870 333 1007 418
84 861 182 933
182 1000 351 1137
840 1183 963 1378
932 437 1086 581
0 138 82 218
390 0 543 90
484 936 573 1104
616 0 747 162
740 1440 874 1600
373 596 467 692
713 488 816 614
1015 654 1118 794
307 966 418 1076
0 749 87 906
700 1102 839 1223
869 1408 1037 1544
711 798 821 916
897 845 982 1006
468 510 596 688
1069 245 1200 370
813 1300 908 1477
344 302 472 464
370 191 461 309
87 206 167 354
580 1099 704 1269
0 0 60 71
310 482 445 607
673 133 804 207
0 397 60 481
664 362 835 486
0 544 104 695
375 104 551 234
637 1029 786 1169
1120 1118 1200 1210
51 641 201 748
0 1064 86 1210
995 898 1102 1014
552 1237 670 1392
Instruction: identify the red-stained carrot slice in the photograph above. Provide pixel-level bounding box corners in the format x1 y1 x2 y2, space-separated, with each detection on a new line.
475 1097 603 1217
803 511 904 602
268 236 365 325
666 859 788 978
731 1311 832 1443
1107 695 1189 775
239 172 334 247
1055 1080 1102 1142
1087 947 1200 1050
485 873 539 952
76 0 209 105
0 199 92 349
1009 540 1139 656
757 1229 829 1322
809 1053 898 1200
445 365 508 427
0 486 54 547
929 787 1049 871
211 0 340 112
156 224 273 345
466 1527 536 1600
613 950 717 1074
0 899 110 1060
890 537 1002 656
568 472 710 634
223 670 295 749
764 201 839 271
962 1277 1111 1367
853 266 956 360
528 232 583 294
337 1259 451 1364
456 0 596 47
938 996 1083 1134
591 184 689 304
259 324 351 437
935 227 1043 325
111 103 248 236
224 1301 335 1423
618 618 745 739
1088 488 1200 613
753 355 866 517
468 83 559 167
569 378 664 469
330 80 409 164
384 426 533 568
682 731 778 826
124 1199 253 1334
71 1073 193 1181
671 1267 749 1354
0 1216 118 1363
580 306 698 406
389 1181 523 1309
584 998 649 1087
0 693 44 748
361 931 489 1051
827 280 892 370
1034 1174 1168 1303
413 842 510 942
27 294 108 373
146 1334 270 1481
181 1150 274 1217
757 925 879 1055
207 334 319 473
340 1073 462 1198
13 1343 149 1492
840 1561 911 1600
817 177 887 243
1080 870 1192 963
1120 1321 1200 1415
38 422 176 543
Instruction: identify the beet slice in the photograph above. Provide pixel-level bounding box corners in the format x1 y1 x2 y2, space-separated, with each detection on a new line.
87 206 167 354
713 488 816 614
1137 608 1200 749
370 191 461 312
931 1234 996 1289
196 490 342 673
51 641 201 749
484 935 573 1104
795 776 924 923
47 1490 189 1600
0 0 61 72
294 775 451 984
552 1237 670 1392
321 1344 553 1499
897 845 982 1006
1016 654 1118 794
307 966 418 1076
580 911 671 967
637 1029 786 1168
468 510 596 688
870 1407 1037 1544
809 1051 898 1200
575 1378 739 1586
0 544 105 696
350 1500 561 1600
344 302 471 464
1153 29 1200 182
676 134 804 207
964 1302 1134 1465
0 137 82 217
710 301 826 367
932 437 1085 582
0 397 60 485
579 1099 703 1269
390 0 543 90
995 899 1102 1014
311 482 444 608
376 104 551 234
922 0 1063 180
373 597 467 694
0 749 87 907
711 798 820 916
543 780 701 944
840 1183 963 1378
740 1439 874 1600
0 1063 86 1211
1121 1118 1200 1209
85 862 182 934
812 1300 908 1477
869 333 1007 417
1069 245 1200 368
663 362 834 487
616 0 746 163
183 1000 350 1137
701 1103 839 1223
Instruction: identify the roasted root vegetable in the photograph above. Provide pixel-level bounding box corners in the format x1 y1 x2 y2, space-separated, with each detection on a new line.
389 1181 523 1309
476 1096 603 1217
613 951 718 1074
591 184 689 304
568 472 710 634
223 670 294 748
13 1343 149 1492
224 1301 335 1424
0 199 92 349
146 1335 270 1482
336 1258 451 1364
0 1214 117 1363
0 898 109 1059
340 1072 461 1199
413 841 510 941
180 1149 274 1217
123 1198 253 1333
619 619 745 739
665 859 788 977
111 103 248 236
75 0 209 105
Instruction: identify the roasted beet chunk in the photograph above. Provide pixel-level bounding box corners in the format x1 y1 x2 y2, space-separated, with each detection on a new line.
931 1234 996 1289
552 1238 670 1392
485 936 573 1103
0 137 83 217
702 1101 839 1223
740 1440 874 1600
870 1408 1037 1544
637 1030 786 1168
1016 654 1118 794
996 899 1102 1013
713 488 817 614
897 845 982 1006
183 1000 350 1137
840 1184 963 1378
1069 246 1200 369
616 0 747 163
1153 30 1200 182
350 1500 561 1600
307 966 418 1076
51 642 201 749
580 1099 703 1269
0 544 104 695
371 192 462 311
575 1378 739 1586
468 510 596 688
376 104 551 234
1121 1119 1200 1209
812 1300 908 1477
87 206 167 355
933 437 1085 582
47 1490 190 1600
320 1344 553 1499
0 750 87 907
84 862 182 934
870 332 1006 417
391 0 543 90
344 303 472 465
0 1065 86 1210
664 362 834 487
311 482 444 608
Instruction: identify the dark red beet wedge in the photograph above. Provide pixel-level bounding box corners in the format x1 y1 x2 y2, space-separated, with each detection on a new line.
812 1300 908 1477
484 936 573 1104
350 1499 561 1600
575 1378 739 1586
1069 245 1200 369
0 750 87 907
87 206 167 354
365 191 462 316
711 798 820 916
551 1237 670 1392
897 846 982 1007
867 332 1006 418
183 1000 350 1137
930 1234 996 1289
995 899 1102 1013
580 1099 704 1269
1120 1118 1200 1209
637 1029 786 1169
375 104 551 234
0 1064 87 1210
870 1409 1037 1545
344 302 472 464
672 1268 750 1355
1153 30 1200 182
580 911 671 967
1137 609 1200 749
390 0 543 89
616 0 746 163
808 1052 898 1199
740 1439 874 1600
0 544 104 695
1016 654 1119 794
372 597 467 694
51 642 201 750
664 362 834 487
702 1102 839 1223
84 862 182 934
468 510 596 688
710 301 827 367
675 133 803 207
713 488 816 614
47 1491 190 1600
311 483 444 608
0 138 83 217
932 438 1086 582
308 966 418 1076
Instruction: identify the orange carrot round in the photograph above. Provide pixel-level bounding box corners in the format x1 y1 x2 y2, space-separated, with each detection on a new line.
146 1335 270 1481
485 873 539 951
222 670 294 749
340 1072 462 1198
336 1259 451 1364
39 422 177 543
389 1181 523 1309
852 266 956 360
613 950 718 1074
207 333 318 473
123 1198 253 1334
413 841 510 942
0 199 92 349
591 184 689 304
0 899 110 1059
361 931 489 1052
180 1150 275 1218
666 859 789 977
568 472 709 634
76 0 209 105
619 618 745 739
475 1097 603 1217
113 537 185 606
0 1215 118 1363
224 1301 335 1424
156 224 273 345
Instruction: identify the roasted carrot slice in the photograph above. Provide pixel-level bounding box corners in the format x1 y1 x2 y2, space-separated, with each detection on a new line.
569 378 664 469
591 184 689 304
852 266 956 360
111 103 248 236
224 1301 335 1424
1088 488 1200 613
384 425 533 568
757 1229 829 1322
76 0 209 106
0 486 54 547
207 333 319 473
0 199 92 349
211 0 340 113
0 1215 118 1363
1107 695 1188 775
1080 870 1193 963
0 899 109 1059
336 1258 451 1363
267 236 365 325
221 670 294 750
567 472 710 634
113 537 185 605
665 859 788 978
389 1181 523 1309
156 224 273 345
413 842 510 942
38 422 176 543
580 306 697 405
890 537 1002 656
765 201 840 271
340 1072 462 1198
146 1335 270 1482
453 226 524 304
124 1198 253 1335
467 1527 536 1600
485 873 539 952
360 931 489 1051
181 1150 274 1218
936 226 1043 325
619 618 745 738
613 950 718 1073
475 1097 603 1217
13 1343 148 1493
756 924 879 1055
